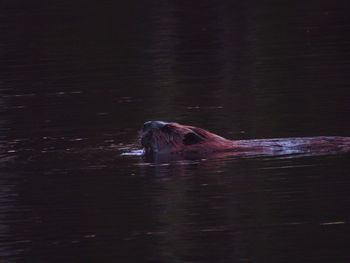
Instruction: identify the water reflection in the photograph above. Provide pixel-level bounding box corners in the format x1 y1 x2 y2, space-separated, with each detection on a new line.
1 0 350 262
136 154 350 262
0 174 27 259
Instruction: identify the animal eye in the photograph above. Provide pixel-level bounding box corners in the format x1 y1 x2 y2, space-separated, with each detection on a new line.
183 132 203 145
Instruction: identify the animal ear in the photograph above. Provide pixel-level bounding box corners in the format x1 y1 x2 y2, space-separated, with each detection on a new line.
183 132 203 145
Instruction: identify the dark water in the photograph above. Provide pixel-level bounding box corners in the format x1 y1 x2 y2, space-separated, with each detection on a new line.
1 1 350 262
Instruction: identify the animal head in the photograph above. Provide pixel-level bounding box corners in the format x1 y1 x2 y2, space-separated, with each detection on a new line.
140 121 231 154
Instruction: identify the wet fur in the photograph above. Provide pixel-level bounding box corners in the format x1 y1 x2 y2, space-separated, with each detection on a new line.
141 122 350 157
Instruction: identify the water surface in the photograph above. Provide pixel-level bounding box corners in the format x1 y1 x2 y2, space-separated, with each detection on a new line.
1 1 350 262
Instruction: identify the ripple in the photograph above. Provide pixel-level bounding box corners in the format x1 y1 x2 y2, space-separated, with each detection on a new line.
121 149 144 156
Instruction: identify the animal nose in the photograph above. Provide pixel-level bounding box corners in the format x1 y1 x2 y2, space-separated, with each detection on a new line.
143 121 168 132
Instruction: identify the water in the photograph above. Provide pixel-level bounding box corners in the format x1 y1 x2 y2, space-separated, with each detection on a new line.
1 1 350 262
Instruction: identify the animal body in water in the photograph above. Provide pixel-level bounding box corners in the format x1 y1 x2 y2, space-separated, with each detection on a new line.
140 121 350 157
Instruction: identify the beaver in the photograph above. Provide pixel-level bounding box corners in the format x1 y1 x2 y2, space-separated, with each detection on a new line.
140 121 350 157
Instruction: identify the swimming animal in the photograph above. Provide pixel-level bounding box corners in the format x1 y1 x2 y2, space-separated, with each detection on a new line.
140 121 350 157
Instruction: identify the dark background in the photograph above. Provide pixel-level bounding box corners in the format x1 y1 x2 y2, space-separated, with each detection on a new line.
0 1 350 262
